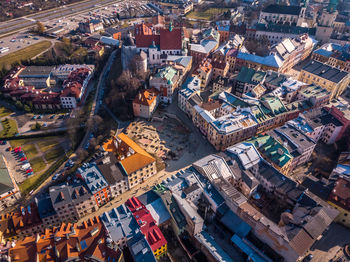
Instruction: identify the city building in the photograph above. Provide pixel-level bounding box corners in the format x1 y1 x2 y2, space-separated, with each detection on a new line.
315 0 338 42
101 204 139 249
126 197 167 259
103 133 157 189
190 28 220 64
77 163 112 207
34 193 60 228
233 67 266 97
0 204 43 240
96 152 129 199
18 66 53 89
149 66 180 103
128 232 157 262
78 19 104 33
259 4 307 27
133 88 160 119
156 0 193 15
212 75 233 93
247 135 293 175
60 66 94 109
178 76 201 115
268 123 316 170
299 60 350 99
9 216 123 262
0 155 21 212
211 59 229 79
135 23 184 65
192 58 213 88
328 177 350 228
312 43 350 72
49 182 98 222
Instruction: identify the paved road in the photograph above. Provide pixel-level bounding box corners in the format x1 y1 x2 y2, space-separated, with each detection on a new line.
0 0 123 37
79 48 118 150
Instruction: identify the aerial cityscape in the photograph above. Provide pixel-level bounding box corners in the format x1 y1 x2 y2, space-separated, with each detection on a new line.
0 0 349 261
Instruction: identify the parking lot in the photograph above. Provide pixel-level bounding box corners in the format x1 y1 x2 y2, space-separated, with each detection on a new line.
0 141 30 183
0 32 51 58
44 0 157 35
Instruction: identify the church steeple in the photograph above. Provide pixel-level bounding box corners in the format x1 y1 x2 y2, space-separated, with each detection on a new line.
169 22 173 32
327 0 338 13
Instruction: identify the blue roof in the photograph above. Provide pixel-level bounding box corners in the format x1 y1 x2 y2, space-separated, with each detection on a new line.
314 49 333 57
80 240 88 250
217 25 230 32
237 52 283 68
220 210 251 238
231 234 273 262
334 164 350 175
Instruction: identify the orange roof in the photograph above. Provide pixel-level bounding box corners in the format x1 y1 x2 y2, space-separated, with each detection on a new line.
117 133 155 175
102 133 155 175
102 138 117 153
9 236 36 262
133 88 159 106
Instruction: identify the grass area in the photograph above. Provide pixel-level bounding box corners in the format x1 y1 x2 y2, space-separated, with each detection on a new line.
45 146 64 164
9 139 27 148
0 107 12 118
21 143 38 159
0 119 18 137
186 8 229 20
37 137 60 152
29 156 46 173
0 40 51 70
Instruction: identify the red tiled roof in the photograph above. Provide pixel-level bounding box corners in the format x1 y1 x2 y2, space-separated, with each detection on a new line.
126 197 167 252
61 82 82 98
160 27 182 50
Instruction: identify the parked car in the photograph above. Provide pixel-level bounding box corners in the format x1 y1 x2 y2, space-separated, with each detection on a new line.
26 169 33 174
52 173 61 181
27 172 33 176
32 116 37 120
20 157 27 161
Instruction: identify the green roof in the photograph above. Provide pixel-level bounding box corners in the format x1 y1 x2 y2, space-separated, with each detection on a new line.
236 67 266 84
261 95 287 116
247 135 292 168
0 155 15 195
156 66 177 83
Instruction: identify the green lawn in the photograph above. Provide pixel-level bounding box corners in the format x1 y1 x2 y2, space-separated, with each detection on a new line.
45 145 64 164
0 107 12 118
0 40 51 70
29 156 46 173
186 8 229 20
37 137 60 152
22 143 38 159
0 118 18 137
9 139 27 148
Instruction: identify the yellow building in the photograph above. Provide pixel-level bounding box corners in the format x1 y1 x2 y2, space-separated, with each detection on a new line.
299 60 350 99
103 133 157 189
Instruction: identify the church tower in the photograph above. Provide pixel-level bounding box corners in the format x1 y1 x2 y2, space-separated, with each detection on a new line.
315 0 338 43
